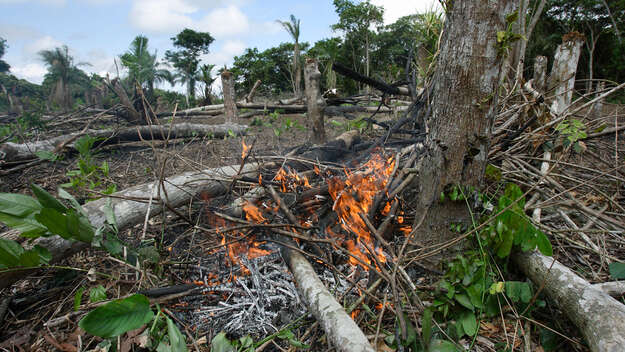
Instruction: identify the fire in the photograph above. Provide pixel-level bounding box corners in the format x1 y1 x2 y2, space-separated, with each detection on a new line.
243 201 266 223
241 139 251 159
274 167 312 193
327 153 395 270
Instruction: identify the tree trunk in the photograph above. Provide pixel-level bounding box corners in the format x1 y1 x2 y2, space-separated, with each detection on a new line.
106 77 144 125
549 32 585 115
221 70 238 124
304 58 326 144
294 42 301 97
412 0 514 251
245 80 261 103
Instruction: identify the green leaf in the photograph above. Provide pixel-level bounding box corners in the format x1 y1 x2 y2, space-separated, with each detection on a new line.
505 281 521 302
90 285 107 303
32 245 51 264
78 294 154 338
0 193 42 217
74 287 85 311
429 339 458 352
19 250 41 267
454 294 474 310
210 332 236 352
166 317 188 352
534 231 552 256
519 283 532 303
0 212 47 237
31 184 67 213
609 262 625 280
35 208 71 239
459 311 478 336
505 11 519 24
0 238 24 267
35 150 58 161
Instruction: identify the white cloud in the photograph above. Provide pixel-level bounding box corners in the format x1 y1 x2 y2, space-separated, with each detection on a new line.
197 6 249 38
129 0 195 34
129 0 250 39
23 35 64 56
371 0 440 24
10 63 48 84
203 39 246 68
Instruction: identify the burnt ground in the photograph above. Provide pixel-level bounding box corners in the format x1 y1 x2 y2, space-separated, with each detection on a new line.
0 101 624 351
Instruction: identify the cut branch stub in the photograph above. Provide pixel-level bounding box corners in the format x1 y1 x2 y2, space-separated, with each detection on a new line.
549 32 585 115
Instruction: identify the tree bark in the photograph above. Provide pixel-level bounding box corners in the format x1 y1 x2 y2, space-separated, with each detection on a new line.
106 77 144 124
332 62 411 96
221 70 238 124
0 123 247 162
305 58 326 144
549 32 585 115
412 0 515 250
513 251 625 352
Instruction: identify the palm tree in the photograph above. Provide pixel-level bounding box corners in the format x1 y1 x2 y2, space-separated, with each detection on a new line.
197 64 216 105
277 14 301 97
39 45 81 110
120 35 173 99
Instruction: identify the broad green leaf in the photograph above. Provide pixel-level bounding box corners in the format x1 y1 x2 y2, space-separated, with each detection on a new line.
0 193 42 217
519 283 532 303
35 150 58 161
78 294 154 338
74 287 85 311
609 262 625 280
505 281 521 302
89 285 107 303
211 332 235 352
30 184 67 213
32 245 51 264
0 212 47 237
19 250 41 267
166 317 188 352
35 208 71 239
287 338 310 349
0 238 23 267
535 231 553 256
454 294 474 310
459 311 478 336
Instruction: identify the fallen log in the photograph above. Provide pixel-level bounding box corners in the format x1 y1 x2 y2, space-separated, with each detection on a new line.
513 251 625 352
284 249 375 352
0 123 247 162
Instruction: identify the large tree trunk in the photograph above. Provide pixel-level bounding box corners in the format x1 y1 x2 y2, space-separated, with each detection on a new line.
412 1 515 250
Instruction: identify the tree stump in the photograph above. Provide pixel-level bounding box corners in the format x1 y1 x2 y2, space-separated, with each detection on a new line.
221 69 238 124
304 58 326 144
549 32 585 115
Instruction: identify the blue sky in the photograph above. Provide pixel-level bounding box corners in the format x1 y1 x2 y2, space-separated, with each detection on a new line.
0 0 438 92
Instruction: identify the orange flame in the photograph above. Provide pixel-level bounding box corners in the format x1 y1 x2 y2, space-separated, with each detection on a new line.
241 139 251 159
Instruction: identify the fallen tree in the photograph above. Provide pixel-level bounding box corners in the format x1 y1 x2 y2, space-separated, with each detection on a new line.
513 251 625 352
0 123 247 162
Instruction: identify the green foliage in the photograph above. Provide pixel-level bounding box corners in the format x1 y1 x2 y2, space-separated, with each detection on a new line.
79 294 154 338
89 285 107 303
496 11 524 57
63 134 116 195
120 35 173 102
0 37 9 73
165 29 214 100
330 117 368 133
555 118 587 152
426 183 551 344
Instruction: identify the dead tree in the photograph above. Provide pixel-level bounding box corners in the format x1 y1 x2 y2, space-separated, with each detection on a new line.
304 58 326 144
549 32 585 115
221 69 238 124
533 56 548 93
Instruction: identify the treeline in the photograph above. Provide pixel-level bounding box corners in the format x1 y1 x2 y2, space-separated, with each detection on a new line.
0 0 624 116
